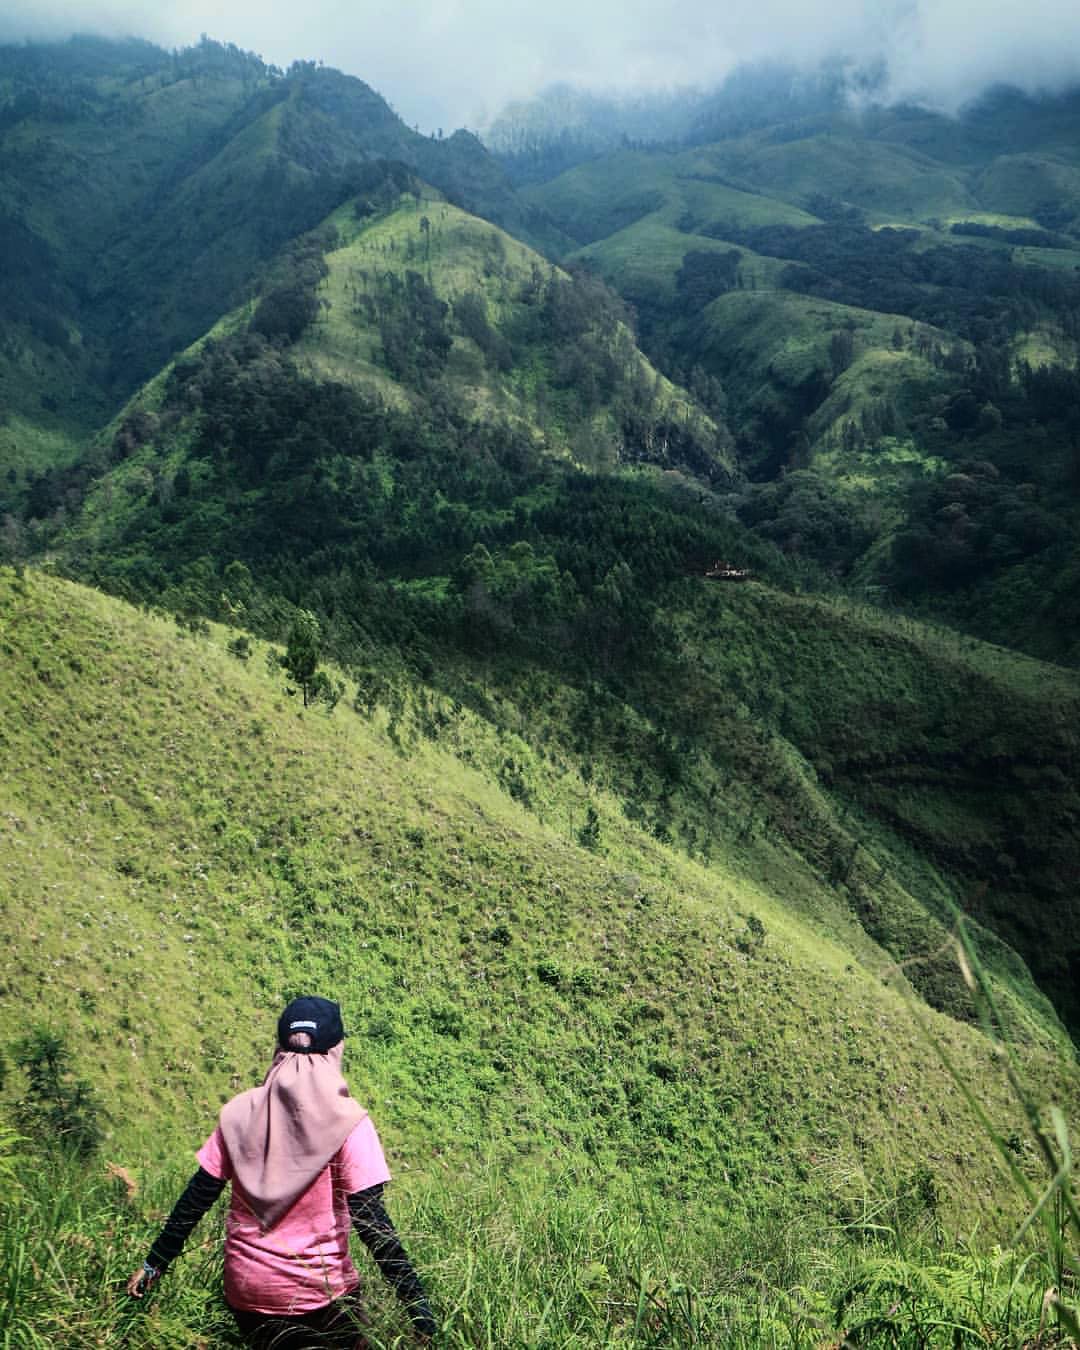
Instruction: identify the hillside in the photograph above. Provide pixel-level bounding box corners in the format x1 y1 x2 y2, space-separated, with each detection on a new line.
6 40 1080 664
520 92 1080 662
3 40 1080 1343
0 35 550 516
23 146 1079 1047
2 567 1079 1345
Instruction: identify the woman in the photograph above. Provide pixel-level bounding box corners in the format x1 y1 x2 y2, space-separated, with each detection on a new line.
128 996 436 1348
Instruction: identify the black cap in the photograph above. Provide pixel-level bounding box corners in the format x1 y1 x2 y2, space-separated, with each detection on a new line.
277 996 345 1054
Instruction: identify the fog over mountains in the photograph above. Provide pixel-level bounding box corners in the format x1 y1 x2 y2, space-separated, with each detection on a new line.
4 0 1080 130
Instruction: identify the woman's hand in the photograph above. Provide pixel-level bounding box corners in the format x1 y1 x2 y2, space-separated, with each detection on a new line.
126 1264 160 1298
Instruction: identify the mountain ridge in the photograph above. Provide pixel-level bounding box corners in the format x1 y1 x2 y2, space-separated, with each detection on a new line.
3 35 1080 1346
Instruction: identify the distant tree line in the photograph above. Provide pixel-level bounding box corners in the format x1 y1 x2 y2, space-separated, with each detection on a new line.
702 220 1080 342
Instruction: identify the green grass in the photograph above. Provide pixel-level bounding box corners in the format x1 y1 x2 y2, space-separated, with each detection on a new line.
6 1135 1076 1347
2 569 1076 1169
693 291 948 415
573 219 789 311
519 151 680 246
686 130 977 225
0 414 85 487
523 147 820 255
973 154 1080 220
1012 325 1079 370
293 194 538 408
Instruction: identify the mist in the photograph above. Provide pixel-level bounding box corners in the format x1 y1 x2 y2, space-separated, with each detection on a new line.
3 0 1080 132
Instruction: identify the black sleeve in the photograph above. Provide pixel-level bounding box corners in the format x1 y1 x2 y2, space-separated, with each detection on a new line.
347 1184 436 1338
147 1166 227 1270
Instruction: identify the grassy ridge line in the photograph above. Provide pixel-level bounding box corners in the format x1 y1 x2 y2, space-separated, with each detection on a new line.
2 568 1077 1232
296 192 725 466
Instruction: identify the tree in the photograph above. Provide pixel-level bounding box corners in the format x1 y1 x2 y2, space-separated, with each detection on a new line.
829 329 855 377
250 283 319 343
282 609 323 707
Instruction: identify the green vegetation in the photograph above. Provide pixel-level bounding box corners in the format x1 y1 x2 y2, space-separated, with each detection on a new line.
0 34 546 478
15 120 1078 1047
5 38 1080 1347
2 569 1079 1345
520 101 1080 664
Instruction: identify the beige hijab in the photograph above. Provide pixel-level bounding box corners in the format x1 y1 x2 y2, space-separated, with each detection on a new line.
218 1042 366 1230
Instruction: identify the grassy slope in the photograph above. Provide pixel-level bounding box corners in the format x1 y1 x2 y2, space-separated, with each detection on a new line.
50 177 1080 1043
973 154 1080 222
295 192 721 463
575 217 770 307
511 569 1080 1039
1 568 1073 1174
293 192 549 402
528 142 968 503
69 185 729 535
3 569 1080 1344
525 118 1080 518
701 132 976 223
692 293 956 494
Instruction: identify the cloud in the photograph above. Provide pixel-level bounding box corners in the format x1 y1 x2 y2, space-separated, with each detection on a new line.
3 0 1080 130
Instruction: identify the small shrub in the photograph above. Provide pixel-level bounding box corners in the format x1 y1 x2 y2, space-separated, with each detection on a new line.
13 1030 101 1158
571 967 598 995
735 913 766 955
578 804 601 851
428 1006 464 1039
536 959 563 988
366 1015 396 1044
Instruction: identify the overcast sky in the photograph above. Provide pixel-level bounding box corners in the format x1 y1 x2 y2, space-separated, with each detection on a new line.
4 0 1080 132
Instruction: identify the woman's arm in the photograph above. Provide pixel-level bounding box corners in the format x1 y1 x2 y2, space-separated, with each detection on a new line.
126 1166 227 1297
347 1183 436 1339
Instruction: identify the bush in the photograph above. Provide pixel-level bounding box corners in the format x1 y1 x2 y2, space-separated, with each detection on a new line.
577 804 601 851
13 1030 101 1157
536 959 563 987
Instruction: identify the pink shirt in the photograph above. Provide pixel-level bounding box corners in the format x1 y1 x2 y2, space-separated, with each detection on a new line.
197 1117 392 1314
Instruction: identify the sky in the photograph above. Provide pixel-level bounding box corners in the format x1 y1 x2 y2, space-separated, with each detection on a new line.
4 0 1080 133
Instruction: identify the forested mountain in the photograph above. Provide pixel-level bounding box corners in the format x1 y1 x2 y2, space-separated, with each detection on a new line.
2 35 1080 1346
0 35 555 500
514 74 1080 665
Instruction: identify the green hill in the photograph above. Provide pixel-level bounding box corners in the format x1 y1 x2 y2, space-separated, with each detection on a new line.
2 567 1078 1345
30 160 1080 1049
49 182 728 592
0 35 550 519
519 109 1080 663
4 41 1080 1346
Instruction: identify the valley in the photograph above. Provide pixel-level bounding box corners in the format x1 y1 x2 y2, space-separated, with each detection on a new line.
1 34 1079 1347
